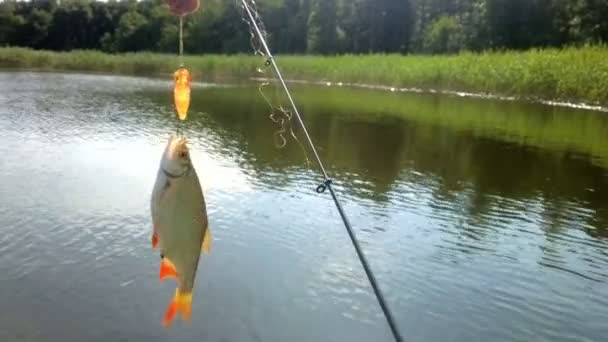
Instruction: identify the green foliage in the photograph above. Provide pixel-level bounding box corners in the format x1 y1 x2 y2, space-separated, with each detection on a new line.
113 11 147 51
1 46 607 107
0 1 25 46
23 9 53 48
0 0 607 107
1 0 607 54
423 16 464 54
46 0 94 50
306 0 337 54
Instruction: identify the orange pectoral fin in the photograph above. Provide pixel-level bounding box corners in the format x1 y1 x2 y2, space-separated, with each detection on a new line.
163 289 193 327
160 258 177 280
152 233 159 249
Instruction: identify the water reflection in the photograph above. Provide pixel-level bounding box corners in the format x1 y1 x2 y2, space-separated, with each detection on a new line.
144 85 608 242
2 72 608 342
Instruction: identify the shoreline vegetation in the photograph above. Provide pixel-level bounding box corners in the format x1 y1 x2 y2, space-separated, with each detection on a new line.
1 46 607 110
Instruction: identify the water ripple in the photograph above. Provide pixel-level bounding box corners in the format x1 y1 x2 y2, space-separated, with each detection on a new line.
2 71 608 342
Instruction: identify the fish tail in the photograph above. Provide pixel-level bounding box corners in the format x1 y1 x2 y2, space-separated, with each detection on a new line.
163 288 193 327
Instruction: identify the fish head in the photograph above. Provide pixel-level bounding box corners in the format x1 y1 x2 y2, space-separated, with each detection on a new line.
161 136 192 177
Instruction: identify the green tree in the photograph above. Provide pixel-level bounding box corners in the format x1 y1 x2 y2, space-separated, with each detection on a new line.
374 0 415 53
111 10 149 52
0 1 25 46
46 0 93 50
306 0 337 54
568 0 608 44
0 0 607 55
423 15 464 53
28 9 53 48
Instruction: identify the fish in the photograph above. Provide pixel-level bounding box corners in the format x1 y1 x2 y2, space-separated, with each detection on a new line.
150 135 212 327
173 67 191 121
164 0 200 16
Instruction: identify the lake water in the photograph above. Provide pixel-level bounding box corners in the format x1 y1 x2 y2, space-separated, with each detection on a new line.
1 71 607 342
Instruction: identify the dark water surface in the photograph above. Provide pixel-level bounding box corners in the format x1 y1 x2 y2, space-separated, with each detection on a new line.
1 71 607 342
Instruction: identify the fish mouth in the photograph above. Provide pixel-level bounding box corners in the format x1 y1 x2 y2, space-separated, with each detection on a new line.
168 136 189 157
162 165 190 179
162 136 191 178
170 136 187 148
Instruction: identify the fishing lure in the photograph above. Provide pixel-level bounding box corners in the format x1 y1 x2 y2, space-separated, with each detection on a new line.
165 0 199 16
173 67 191 121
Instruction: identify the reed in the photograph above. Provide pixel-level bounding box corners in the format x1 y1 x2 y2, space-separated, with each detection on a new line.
1 46 607 106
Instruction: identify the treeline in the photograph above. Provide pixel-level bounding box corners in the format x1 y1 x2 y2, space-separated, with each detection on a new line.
1 0 607 55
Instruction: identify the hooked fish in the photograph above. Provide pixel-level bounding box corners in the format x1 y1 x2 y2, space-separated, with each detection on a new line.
150 135 212 327
173 67 191 121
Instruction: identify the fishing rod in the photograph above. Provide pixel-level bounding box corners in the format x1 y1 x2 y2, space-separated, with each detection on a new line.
239 1 404 341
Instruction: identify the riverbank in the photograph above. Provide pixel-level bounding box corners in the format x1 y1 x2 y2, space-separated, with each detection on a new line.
1 46 607 107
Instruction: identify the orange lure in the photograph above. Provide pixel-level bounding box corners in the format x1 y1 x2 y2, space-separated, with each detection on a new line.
173 67 191 121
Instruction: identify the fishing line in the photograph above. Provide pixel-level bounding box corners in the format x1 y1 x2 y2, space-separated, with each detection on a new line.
179 16 183 60
239 1 403 341
176 15 185 137
258 79 288 148
238 0 308 163
256 71 304 154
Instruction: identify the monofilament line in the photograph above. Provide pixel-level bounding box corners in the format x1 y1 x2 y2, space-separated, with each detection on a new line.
240 1 403 341
240 1 326 179
179 16 184 65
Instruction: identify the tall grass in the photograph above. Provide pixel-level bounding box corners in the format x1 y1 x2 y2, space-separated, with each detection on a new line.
1 46 607 106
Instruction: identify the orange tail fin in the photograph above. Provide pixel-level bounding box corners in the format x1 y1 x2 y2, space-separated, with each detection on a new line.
163 289 193 327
